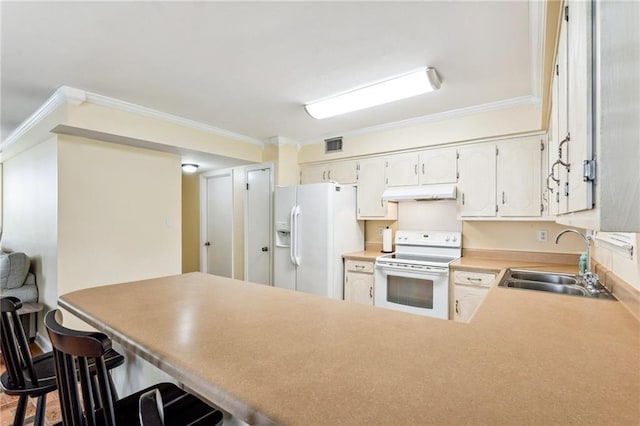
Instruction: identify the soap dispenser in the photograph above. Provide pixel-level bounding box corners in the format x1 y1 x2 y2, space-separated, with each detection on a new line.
578 252 588 276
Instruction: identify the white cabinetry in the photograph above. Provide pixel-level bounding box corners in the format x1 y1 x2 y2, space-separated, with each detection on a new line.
419 147 457 185
549 1 593 215
300 163 327 184
458 136 544 218
554 0 639 231
344 259 374 305
497 136 543 217
385 153 419 187
457 143 497 217
357 157 397 220
452 270 495 323
300 161 358 185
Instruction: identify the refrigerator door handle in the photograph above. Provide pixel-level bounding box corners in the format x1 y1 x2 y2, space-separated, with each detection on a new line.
289 206 296 266
292 205 301 266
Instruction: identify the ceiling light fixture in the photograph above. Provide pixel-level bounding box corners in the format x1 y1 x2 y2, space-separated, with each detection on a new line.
181 163 199 174
304 67 442 120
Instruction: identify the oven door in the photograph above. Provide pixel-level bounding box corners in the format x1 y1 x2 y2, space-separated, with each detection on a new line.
374 263 449 319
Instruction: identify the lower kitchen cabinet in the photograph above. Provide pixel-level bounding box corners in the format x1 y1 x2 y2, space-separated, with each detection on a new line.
344 259 374 305
452 270 495 323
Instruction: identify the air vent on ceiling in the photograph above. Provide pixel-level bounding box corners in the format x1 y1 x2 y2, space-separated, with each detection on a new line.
325 137 343 153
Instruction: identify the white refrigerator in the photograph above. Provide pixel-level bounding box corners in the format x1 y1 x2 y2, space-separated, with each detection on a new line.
274 182 364 299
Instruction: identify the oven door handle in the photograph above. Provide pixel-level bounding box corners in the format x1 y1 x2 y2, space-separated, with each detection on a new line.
376 264 449 275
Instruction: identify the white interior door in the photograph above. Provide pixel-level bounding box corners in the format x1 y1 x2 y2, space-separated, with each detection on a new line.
205 172 233 277
245 165 272 285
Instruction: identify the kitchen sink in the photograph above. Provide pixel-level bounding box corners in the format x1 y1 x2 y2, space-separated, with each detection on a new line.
498 269 616 300
508 271 578 285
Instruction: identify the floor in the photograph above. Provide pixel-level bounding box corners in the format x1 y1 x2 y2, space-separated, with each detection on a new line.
0 344 63 426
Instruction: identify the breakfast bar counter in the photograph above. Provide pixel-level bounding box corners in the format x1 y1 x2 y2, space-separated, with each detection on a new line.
59 272 639 425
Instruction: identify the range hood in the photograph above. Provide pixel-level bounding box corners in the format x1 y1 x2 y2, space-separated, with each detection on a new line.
381 184 457 201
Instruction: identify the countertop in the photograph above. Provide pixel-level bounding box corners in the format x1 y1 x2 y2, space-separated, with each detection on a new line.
59 271 640 425
342 249 385 261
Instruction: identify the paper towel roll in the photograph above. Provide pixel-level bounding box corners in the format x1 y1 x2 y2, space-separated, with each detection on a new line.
382 227 392 253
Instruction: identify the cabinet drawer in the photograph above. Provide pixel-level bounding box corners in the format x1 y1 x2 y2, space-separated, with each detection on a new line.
345 260 374 274
453 271 495 287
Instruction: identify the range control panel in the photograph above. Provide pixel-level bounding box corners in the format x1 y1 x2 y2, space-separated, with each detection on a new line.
394 230 462 248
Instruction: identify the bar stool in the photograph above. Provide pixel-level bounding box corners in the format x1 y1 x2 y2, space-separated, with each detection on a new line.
45 309 223 426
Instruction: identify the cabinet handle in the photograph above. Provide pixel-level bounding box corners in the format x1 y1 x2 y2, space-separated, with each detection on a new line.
323 171 326 180
462 193 465 205
422 163 425 175
328 170 331 180
414 164 418 175
502 191 505 205
381 199 384 207
466 277 482 282
455 299 459 314
355 265 365 269
369 286 373 298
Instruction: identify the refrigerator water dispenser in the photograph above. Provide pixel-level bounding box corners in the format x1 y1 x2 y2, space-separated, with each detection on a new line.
275 221 291 247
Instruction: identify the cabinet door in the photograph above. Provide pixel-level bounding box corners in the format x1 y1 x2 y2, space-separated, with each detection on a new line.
328 161 357 184
497 137 543 217
419 147 458 185
357 157 389 218
300 164 327 184
385 153 419 187
457 144 496 217
454 285 489 323
555 20 570 214
345 272 374 305
548 66 561 217
566 0 594 213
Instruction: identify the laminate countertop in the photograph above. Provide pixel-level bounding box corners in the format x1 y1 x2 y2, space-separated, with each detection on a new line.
59 271 639 425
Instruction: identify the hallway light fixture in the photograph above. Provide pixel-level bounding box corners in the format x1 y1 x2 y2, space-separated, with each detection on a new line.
181 163 199 174
304 67 442 119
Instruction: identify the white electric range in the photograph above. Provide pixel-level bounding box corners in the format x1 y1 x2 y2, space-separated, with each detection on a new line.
374 230 462 319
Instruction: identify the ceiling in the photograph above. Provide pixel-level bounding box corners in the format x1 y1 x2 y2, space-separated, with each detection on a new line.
1 1 538 148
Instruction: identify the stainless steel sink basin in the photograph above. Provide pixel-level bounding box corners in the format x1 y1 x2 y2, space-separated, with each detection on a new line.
502 280 587 296
508 271 578 285
498 269 616 300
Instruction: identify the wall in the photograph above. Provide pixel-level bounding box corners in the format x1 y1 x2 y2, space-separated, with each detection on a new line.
592 233 640 290
298 103 541 163
1 137 59 338
64 102 263 163
462 221 585 253
182 173 200 272
57 135 182 328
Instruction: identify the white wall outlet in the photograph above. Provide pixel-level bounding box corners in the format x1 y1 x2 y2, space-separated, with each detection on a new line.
538 229 548 242
378 226 384 235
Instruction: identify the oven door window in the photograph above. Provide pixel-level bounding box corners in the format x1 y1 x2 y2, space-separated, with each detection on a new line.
387 275 434 309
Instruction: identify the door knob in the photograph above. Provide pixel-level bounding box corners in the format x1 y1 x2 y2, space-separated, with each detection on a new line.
204 242 211 247
261 246 269 252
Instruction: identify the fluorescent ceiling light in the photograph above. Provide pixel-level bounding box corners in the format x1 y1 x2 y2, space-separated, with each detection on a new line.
305 67 442 119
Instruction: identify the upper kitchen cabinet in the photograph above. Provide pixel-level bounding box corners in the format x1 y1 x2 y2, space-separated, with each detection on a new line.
357 157 397 220
385 153 419 187
497 136 544 217
300 160 358 185
554 0 639 231
549 1 594 216
457 143 496 217
458 136 545 219
419 147 457 185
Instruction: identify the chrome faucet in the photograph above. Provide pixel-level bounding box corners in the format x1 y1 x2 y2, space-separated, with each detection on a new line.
554 229 599 292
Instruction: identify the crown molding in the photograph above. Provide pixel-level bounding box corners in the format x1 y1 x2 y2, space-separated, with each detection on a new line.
297 95 541 146
1 85 263 151
83 90 264 147
1 87 69 151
